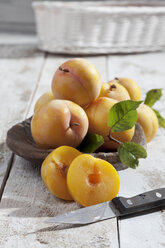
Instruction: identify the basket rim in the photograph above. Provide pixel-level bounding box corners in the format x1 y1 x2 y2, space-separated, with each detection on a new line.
32 1 165 14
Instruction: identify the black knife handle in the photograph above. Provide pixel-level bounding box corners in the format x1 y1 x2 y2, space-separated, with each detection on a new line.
112 188 165 216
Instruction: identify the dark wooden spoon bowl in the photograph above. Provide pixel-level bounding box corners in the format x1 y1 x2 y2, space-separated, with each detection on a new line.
6 117 146 171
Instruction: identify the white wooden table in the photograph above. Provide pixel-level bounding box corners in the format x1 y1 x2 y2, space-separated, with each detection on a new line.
0 37 165 248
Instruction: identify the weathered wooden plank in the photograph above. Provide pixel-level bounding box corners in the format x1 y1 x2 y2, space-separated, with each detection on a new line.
0 44 44 193
0 158 118 248
0 55 119 247
108 52 165 248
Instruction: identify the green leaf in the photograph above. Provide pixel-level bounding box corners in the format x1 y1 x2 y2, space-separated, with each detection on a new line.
152 108 165 129
108 100 142 132
144 89 162 107
118 142 147 169
78 132 104 153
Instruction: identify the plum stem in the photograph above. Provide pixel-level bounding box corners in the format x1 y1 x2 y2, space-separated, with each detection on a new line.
114 77 121 84
109 84 117 91
107 129 123 145
59 66 69 73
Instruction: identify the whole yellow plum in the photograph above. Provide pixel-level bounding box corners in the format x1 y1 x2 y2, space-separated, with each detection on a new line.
99 81 130 101
31 99 89 149
86 97 135 150
34 91 54 113
137 104 158 143
51 58 101 107
115 77 141 101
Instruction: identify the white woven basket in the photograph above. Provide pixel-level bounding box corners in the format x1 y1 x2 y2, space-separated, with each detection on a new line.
32 1 165 54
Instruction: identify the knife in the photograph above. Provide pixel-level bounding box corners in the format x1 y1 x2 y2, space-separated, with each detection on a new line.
45 188 165 225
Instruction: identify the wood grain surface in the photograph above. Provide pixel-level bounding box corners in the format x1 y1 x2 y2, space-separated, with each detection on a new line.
0 41 165 247
0 54 119 247
0 45 44 196
108 52 165 248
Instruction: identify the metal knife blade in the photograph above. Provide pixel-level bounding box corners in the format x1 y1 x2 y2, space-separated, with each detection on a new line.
45 201 119 225
45 188 165 225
